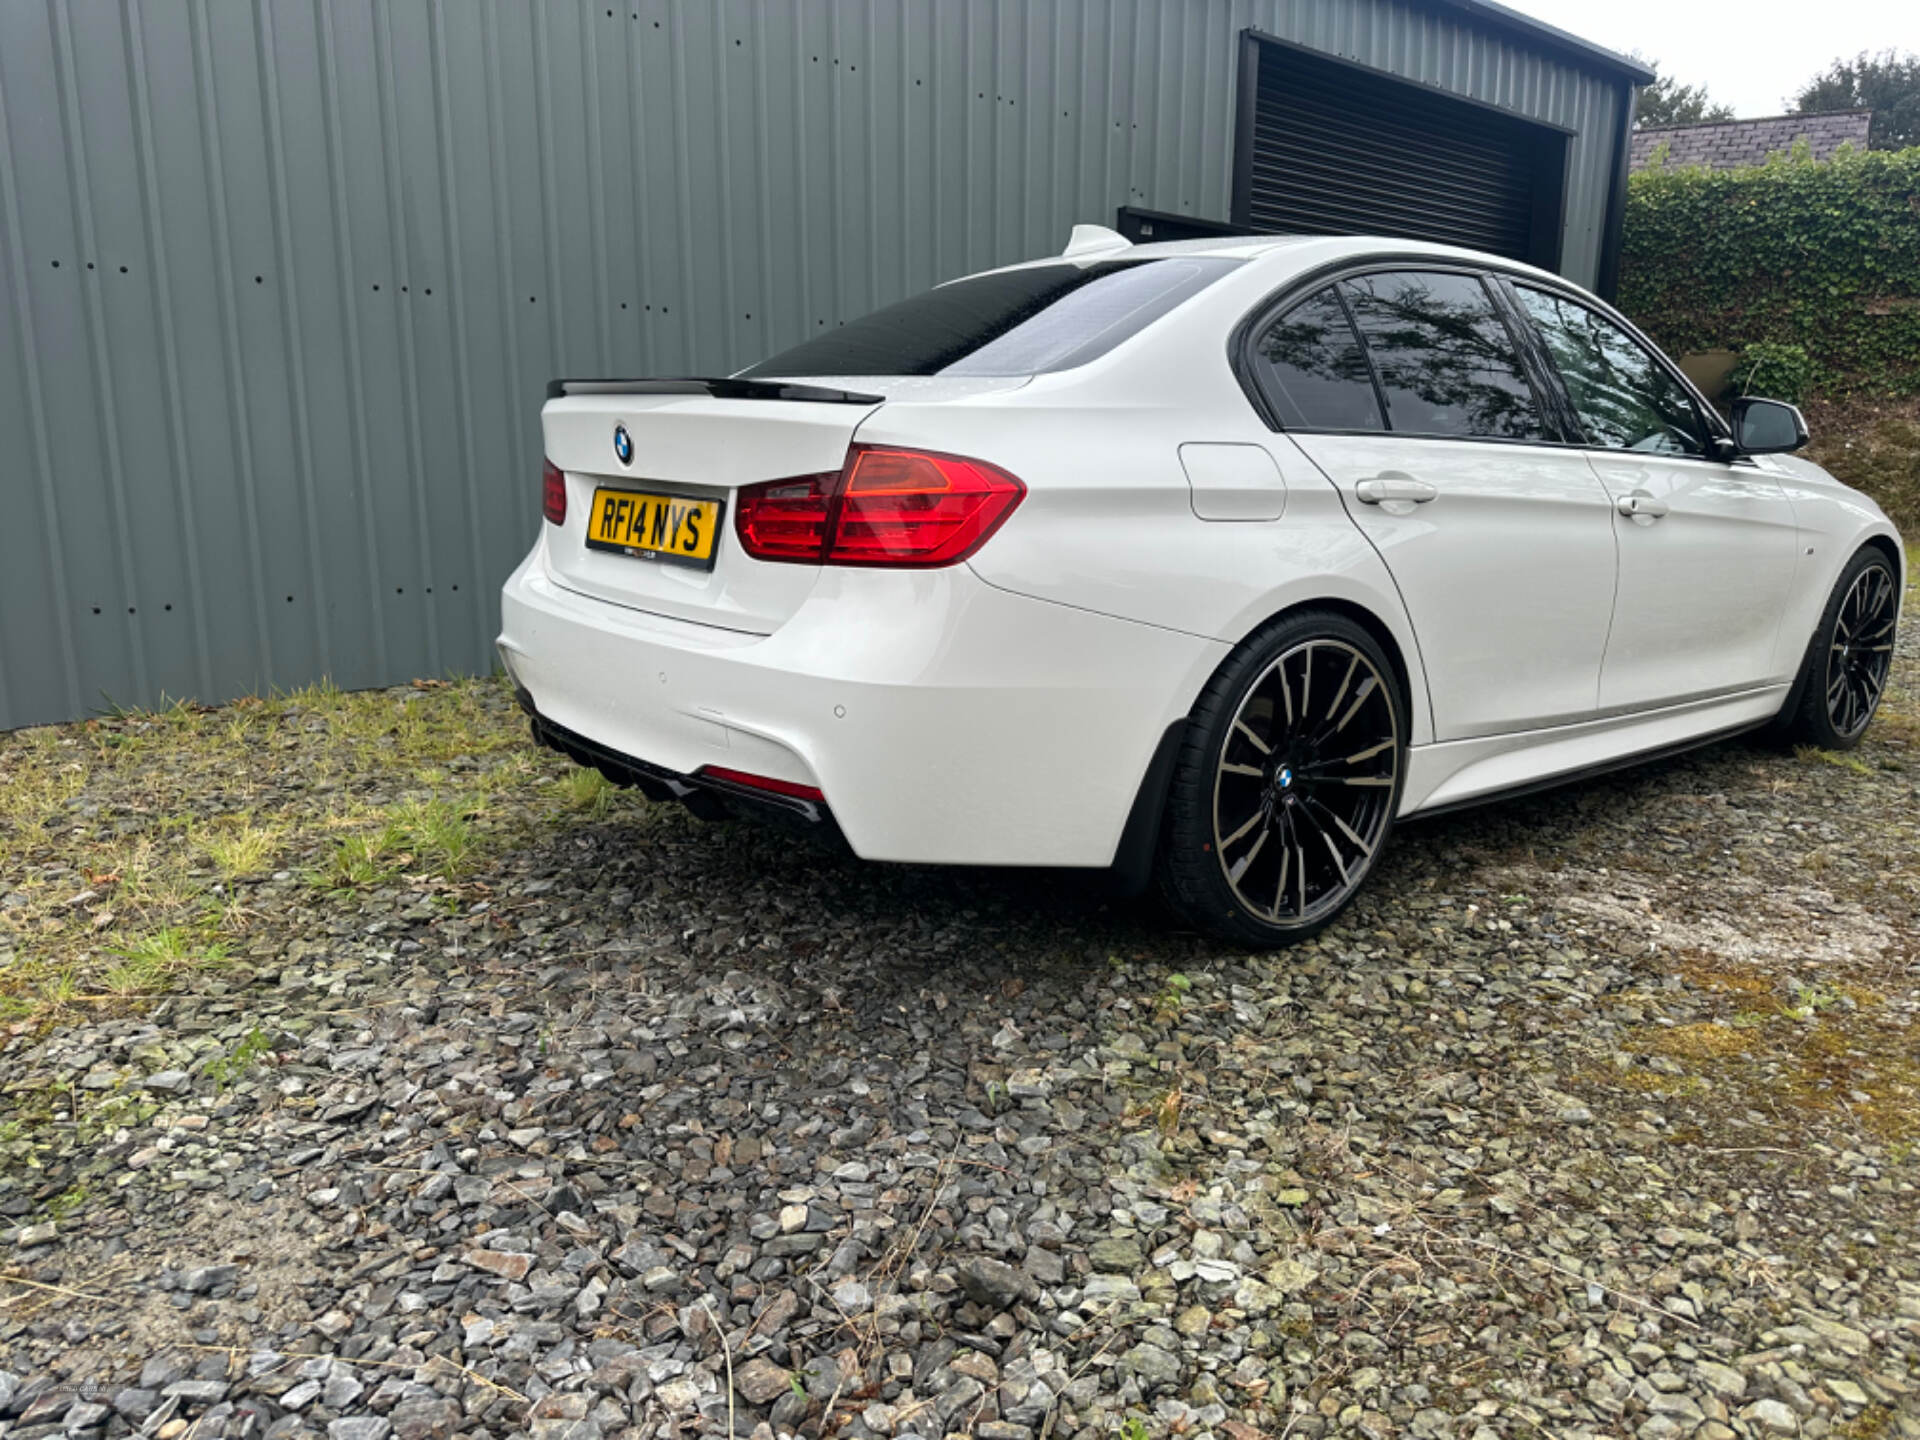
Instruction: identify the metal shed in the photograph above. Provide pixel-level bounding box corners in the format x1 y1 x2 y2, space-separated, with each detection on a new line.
0 0 1649 730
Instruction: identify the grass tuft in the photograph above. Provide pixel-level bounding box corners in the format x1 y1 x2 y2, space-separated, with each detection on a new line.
561 765 618 818
101 927 229 998
316 826 402 891
312 795 479 890
0 675 587 1031
396 797 475 877
203 1026 275 1088
203 820 282 880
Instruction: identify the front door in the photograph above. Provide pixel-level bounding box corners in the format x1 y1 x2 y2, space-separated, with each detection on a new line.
1249 271 1618 741
1506 284 1799 711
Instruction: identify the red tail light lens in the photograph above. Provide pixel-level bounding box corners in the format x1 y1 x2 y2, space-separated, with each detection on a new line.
733 471 838 562
733 445 1025 567
542 458 567 526
832 447 1026 566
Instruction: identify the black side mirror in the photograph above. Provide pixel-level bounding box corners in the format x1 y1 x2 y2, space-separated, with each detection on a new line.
1730 396 1809 455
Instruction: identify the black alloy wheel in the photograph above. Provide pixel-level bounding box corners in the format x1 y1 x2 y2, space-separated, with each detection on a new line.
1825 561 1898 739
1159 610 1405 945
1780 546 1900 750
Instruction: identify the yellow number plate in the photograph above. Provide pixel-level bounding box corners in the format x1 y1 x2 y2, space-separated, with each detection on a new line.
584 488 724 570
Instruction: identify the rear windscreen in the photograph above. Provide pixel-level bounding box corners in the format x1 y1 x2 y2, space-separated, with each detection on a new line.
739 257 1242 379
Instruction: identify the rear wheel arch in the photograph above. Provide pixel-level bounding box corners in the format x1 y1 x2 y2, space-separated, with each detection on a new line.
1257 596 1415 727
1154 605 1409 942
1110 594 1415 896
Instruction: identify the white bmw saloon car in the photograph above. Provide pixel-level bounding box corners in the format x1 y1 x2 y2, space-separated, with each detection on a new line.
499 227 1903 944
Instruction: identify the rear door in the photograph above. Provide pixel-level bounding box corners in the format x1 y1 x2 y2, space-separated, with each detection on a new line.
1252 270 1618 740
1505 284 1800 710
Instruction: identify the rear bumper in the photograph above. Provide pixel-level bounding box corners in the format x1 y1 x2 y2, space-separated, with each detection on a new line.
522 699 848 853
497 538 1226 866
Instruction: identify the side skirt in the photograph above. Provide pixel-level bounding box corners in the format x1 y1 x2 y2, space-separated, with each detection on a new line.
1399 686 1788 818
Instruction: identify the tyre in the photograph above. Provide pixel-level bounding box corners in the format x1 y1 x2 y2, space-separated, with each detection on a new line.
1157 609 1405 945
1777 547 1900 750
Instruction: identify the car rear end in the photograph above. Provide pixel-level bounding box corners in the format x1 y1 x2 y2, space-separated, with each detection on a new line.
498 248 1246 868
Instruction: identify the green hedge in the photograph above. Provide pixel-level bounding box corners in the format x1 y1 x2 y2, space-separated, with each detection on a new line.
1618 145 1920 398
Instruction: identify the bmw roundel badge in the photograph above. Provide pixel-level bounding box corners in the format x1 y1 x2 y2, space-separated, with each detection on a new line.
613 423 634 466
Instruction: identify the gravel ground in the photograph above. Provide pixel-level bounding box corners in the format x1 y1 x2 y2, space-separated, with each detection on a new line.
2 584 1917 1440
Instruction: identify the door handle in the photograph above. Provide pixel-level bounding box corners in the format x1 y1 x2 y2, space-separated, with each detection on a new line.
1616 491 1669 520
1356 476 1438 505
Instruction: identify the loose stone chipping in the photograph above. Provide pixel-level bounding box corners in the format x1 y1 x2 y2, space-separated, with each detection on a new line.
1 585 1917 1439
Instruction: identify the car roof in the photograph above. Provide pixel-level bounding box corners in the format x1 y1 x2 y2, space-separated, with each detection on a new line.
977 231 1573 290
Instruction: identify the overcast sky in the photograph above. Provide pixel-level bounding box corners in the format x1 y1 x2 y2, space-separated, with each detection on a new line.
1502 0 1916 118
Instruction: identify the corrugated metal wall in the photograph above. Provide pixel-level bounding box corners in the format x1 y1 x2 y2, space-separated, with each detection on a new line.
0 0 1627 730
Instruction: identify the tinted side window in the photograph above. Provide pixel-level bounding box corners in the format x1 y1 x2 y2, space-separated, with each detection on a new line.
1512 286 1707 455
1339 271 1546 440
1249 287 1384 431
740 258 1241 379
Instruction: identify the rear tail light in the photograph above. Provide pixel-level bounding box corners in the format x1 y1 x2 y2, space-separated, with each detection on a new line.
697 765 826 802
542 458 567 526
733 472 838 562
734 445 1025 567
834 447 1027 566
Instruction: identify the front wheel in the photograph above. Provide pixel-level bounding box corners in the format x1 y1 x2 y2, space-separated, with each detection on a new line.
1778 547 1900 750
1156 610 1406 946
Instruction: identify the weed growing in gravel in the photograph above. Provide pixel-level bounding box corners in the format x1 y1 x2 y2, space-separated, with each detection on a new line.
0 674 592 1031
1799 745 1873 776
314 825 402 891
1783 979 1855 1017
313 798 481 891
101 927 229 998
0 1073 160 1177
0 738 85 845
283 677 345 711
43 1183 89 1220
202 819 282 879
1611 970 1920 1144
1122 1084 1187 1140
396 797 476 876
560 765 618 817
1643 1021 1753 1061
1152 971 1192 1023
203 1027 274 1088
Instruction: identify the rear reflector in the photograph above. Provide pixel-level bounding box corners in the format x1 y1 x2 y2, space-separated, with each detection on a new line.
697 765 826 802
542 458 567 526
734 444 1024 567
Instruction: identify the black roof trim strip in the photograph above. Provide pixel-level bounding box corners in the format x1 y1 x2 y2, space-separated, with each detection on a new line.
546 377 885 405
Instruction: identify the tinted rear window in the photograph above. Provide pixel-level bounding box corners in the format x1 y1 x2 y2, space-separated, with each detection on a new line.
1250 286 1384 431
739 258 1242 379
1338 271 1545 440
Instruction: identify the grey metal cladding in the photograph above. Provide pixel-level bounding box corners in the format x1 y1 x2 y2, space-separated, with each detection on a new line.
0 0 1625 730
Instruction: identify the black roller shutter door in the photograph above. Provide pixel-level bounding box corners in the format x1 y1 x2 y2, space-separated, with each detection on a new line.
1232 34 1568 269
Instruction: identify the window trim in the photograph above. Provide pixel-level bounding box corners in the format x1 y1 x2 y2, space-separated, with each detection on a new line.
1328 281 1393 433
1245 282 1389 434
1230 254 1734 460
1237 261 1568 446
1497 275 1725 461
1484 277 1587 443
